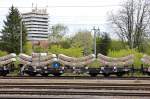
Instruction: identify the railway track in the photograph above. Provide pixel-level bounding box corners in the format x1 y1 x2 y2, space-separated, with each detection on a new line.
0 79 149 98
0 76 150 80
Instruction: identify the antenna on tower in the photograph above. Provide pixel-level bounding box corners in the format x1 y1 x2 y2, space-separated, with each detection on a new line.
32 3 34 8
36 3 37 10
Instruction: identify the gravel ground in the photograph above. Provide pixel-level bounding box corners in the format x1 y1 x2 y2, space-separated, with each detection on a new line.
0 95 149 99
0 79 149 84
0 88 150 93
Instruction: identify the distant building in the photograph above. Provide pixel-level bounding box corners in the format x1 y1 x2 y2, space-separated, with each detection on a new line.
22 8 49 42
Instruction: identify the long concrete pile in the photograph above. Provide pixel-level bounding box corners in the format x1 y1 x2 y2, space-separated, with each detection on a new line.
141 54 150 65
58 54 95 67
97 54 134 66
18 53 57 67
0 53 16 65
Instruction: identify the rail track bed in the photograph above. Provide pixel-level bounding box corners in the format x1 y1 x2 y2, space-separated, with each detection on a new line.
1 76 150 80
0 79 150 98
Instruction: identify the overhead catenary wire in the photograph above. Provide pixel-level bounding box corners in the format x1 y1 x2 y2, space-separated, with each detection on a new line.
0 5 121 8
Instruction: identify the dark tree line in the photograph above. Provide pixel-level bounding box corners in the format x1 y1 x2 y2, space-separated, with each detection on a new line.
96 32 111 55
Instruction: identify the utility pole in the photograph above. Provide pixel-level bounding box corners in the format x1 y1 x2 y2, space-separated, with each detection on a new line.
93 26 97 56
20 19 23 53
92 26 100 56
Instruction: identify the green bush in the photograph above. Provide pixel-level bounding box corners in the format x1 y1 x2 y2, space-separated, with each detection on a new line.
108 49 143 68
33 46 46 53
0 50 8 56
48 45 83 57
87 59 100 68
23 42 32 55
110 40 128 51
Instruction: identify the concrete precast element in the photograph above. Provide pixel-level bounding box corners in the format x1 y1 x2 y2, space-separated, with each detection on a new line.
58 54 95 67
97 53 134 67
0 58 16 65
19 53 57 62
0 53 16 66
0 53 16 62
99 58 134 67
97 53 134 62
18 53 32 62
32 53 47 57
18 58 31 65
19 53 57 67
58 54 95 62
58 58 95 67
30 58 58 67
141 55 150 65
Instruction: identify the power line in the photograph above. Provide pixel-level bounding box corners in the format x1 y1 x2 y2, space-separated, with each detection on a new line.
0 5 121 8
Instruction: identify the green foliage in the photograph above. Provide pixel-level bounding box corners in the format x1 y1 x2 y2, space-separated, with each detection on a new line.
72 30 93 55
96 32 111 55
87 59 100 68
0 50 8 56
34 46 47 53
48 45 83 57
108 49 143 67
59 38 71 49
23 42 32 55
110 40 127 51
1 6 27 54
49 24 68 44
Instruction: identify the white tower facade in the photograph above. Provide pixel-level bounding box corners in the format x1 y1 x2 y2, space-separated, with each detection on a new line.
22 8 49 41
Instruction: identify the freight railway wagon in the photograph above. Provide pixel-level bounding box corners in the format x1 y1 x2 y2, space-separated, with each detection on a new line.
97 54 134 77
18 53 95 76
18 53 135 77
57 54 96 76
18 53 62 76
57 54 134 77
0 53 16 76
141 54 150 76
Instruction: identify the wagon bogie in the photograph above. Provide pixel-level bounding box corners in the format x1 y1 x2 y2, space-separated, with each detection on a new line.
0 67 9 76
141 66 150 75
100 66 132 77
97 53 134 77
140 55 150 76
88 68 100 77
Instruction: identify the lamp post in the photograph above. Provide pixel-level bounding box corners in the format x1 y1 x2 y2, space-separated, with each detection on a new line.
20 19 23 53
92 26 100 56
93 27 96 56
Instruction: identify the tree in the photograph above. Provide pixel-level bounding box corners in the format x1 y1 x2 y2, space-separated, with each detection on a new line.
49 24 68 44
96 32 111 55
72 30 93 55
1 6 27 54
109 0 150 51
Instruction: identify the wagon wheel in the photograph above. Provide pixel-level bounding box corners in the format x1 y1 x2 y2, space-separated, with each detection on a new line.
2 73 7 77
41 73 49 77
116 73 123 77
28 73 37 76
103 73 110 77
53 73 61 77
89 73 98 77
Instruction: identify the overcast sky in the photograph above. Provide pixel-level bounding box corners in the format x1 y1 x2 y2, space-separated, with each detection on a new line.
0 0 125 37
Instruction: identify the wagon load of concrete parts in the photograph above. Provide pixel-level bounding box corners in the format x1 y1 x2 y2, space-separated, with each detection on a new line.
0 53 16 65
97 53 134 66
18 53 57 67
58 54 95 67
141 54 150 65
